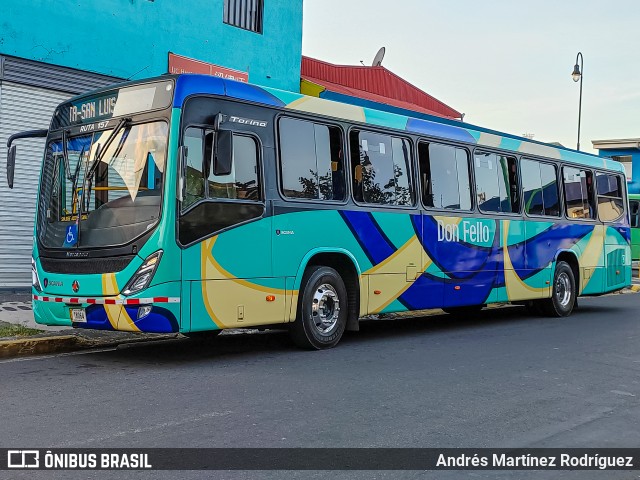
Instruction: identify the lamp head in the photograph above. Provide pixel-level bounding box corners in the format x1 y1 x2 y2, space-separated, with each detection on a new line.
571 64 581 82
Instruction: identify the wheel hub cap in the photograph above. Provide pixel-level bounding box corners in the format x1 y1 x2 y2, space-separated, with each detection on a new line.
556 272 572 308
311 284 340 334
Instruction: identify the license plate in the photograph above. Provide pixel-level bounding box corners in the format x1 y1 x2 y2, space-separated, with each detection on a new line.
70 308 87 323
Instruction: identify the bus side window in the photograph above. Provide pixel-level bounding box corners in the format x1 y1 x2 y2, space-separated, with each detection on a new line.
278 117 345 201
596 172 624 222
474 152 518 213
208 134 260 201
521 159 560 217
183 127 206 208
349 130 413 206
418 142 471 210
563 167 596 220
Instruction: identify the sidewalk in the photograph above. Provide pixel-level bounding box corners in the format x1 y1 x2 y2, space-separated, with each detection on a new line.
0 292 66 332
0 292 178 359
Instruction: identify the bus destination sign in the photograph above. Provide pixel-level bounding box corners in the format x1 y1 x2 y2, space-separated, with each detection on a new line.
52 80 174 130
69 95 118 123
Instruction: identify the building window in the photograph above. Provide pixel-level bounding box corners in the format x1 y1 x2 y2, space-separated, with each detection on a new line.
612 155 633 182
418 142 471 210
224 0 263 33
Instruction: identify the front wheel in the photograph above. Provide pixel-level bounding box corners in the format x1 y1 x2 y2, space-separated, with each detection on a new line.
540 261 577 317
290 266 348 350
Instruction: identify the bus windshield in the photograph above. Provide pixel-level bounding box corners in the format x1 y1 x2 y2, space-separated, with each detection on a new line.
39 121 168 249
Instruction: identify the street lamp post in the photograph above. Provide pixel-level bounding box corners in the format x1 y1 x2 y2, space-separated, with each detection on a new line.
571 52 584 151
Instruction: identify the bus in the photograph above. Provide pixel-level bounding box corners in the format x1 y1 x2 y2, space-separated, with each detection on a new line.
630 193 640 261
6 74 632 349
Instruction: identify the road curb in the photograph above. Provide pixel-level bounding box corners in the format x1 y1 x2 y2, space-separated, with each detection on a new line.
0 335 82 359
0 332 179 359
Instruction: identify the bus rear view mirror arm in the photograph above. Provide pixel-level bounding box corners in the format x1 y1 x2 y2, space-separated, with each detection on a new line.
6 129 48 188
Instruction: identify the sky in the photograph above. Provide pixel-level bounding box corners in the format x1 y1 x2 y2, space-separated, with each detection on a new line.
302 0 640 154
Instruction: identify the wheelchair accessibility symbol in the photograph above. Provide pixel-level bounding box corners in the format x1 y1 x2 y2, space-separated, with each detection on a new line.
63 224 78 247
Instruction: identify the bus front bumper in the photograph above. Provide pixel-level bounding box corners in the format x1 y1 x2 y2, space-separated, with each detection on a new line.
32 283 181 333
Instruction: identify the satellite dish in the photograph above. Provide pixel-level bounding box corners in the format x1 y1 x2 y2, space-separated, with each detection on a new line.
372 47 385 67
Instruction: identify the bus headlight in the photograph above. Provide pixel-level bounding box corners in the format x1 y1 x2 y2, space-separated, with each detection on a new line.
122 251 163 296
32 257 42 292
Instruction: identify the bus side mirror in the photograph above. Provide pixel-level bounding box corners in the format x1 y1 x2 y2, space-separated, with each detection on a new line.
7 145 16 189
213 130 233 177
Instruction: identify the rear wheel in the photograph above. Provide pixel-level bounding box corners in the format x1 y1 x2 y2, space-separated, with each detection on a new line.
540 261 576 317
290 266 347 350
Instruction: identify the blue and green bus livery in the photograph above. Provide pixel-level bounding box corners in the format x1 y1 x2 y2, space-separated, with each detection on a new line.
8 74 630 349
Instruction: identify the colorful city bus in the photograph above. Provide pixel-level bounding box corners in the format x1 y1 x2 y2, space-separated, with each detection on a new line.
6 74 632 349
629 193 640 261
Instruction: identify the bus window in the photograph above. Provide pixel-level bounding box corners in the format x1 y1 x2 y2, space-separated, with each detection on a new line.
350 130 413 206
278 117 345 201
184 128 261 204
540 162 560 216
208 135 260 201
521 159 560 217
474 152 518 213
183 127 207 208
418 142 471 210
563 167 596 219
596 172 624 222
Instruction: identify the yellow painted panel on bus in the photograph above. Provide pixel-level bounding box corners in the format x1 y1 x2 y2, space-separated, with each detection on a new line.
201 279 285 327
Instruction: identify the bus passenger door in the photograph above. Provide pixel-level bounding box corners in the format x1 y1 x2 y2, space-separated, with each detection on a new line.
178 106 285 332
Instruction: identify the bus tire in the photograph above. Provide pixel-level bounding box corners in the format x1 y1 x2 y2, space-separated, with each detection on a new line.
540 261 576 317
290 266 347 350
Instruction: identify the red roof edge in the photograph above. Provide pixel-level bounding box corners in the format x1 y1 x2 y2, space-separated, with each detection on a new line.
301 56 462 120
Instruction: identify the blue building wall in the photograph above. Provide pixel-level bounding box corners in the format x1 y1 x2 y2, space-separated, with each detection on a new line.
1 0 303 91
597 147 640 194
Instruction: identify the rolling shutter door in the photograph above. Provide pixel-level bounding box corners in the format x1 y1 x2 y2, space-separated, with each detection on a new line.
0 82 70 288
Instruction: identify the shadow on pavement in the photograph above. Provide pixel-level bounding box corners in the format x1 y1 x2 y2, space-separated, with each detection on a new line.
84 305 550 364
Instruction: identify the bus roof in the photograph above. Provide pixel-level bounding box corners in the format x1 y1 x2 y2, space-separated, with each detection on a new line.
79 73 627 174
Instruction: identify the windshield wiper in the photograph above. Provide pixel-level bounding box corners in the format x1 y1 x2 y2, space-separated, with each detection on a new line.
68 145 85 214
76 117 130 247
85 117 130 182
61 129 72 181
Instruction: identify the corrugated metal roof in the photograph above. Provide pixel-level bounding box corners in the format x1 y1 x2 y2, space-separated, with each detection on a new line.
301 56 462 120
0 55 122 95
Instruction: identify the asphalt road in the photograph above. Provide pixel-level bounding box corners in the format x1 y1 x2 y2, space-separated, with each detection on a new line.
2 293 640 480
